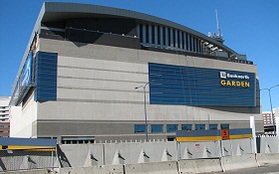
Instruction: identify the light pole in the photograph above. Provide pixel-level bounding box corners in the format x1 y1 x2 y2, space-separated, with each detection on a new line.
135 82 149 142
261 84 279 134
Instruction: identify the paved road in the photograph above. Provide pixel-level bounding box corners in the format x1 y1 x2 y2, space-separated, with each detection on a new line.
201 165 279 174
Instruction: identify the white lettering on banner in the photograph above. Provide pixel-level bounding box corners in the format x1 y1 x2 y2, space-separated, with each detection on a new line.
219 71 249 80
219 71 250 88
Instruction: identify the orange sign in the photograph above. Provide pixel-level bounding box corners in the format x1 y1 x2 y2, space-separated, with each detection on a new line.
221 129 229 140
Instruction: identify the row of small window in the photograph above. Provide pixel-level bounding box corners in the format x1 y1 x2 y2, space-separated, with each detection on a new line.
136 24 212 54
134 124 230 133
0 106 9 109
0 125 10 128
0 131 9 133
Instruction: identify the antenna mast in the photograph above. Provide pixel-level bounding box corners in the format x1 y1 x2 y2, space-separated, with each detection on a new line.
214 9 224 43
215 9 221 39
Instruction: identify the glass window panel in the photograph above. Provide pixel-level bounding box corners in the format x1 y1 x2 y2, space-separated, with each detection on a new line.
167 124 178 132
221 124 230 129
151 124 163 133
209 124 218 130
134 124 146 133
195 124 205 130
181 124 192 131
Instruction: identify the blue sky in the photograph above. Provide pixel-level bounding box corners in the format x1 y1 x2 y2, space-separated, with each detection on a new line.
0 0 278 112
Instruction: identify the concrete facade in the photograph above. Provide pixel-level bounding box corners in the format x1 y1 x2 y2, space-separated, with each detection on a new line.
10 2 263 141
0 97 10 137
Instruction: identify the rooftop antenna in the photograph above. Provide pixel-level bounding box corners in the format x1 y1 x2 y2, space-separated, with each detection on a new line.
215 9 222 39
209 9 224 43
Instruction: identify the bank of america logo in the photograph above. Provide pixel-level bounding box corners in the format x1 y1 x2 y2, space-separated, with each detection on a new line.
220 71 227 79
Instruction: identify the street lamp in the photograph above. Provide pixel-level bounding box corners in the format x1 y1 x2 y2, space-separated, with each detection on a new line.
261 84 279 134
135 82 149 142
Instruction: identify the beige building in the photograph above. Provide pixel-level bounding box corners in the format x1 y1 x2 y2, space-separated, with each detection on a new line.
0 97 10 137
10 2 263 142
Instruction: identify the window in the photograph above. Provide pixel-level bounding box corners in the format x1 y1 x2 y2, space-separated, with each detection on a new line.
152 25 155 44
168 28 171 46
162 27 166 45
146 25 149 43
172 29 175 47
221 124 230 129
157 26 161 45
139 24 143 42
181 124 192 131
189 35 193 51
151 124 163 133
185 33 189 50
209 124 218 130
167 124 178 132
134 124 146 133
195 124 205 130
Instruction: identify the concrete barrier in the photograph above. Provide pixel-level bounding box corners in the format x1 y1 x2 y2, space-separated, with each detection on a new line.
59 143 104 167
229 138 255 155
124 161 178 174
179 141 221 159
258 135 279 153
221 153 258 171
58 164 124 174
0 169 50 174
256 153 279 166
104 141 177 165
178 158 222 173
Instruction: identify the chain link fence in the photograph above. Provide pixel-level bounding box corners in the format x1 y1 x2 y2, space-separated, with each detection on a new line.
0 149 57 172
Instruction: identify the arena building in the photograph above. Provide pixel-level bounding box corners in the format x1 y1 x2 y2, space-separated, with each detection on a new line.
10 2 263 142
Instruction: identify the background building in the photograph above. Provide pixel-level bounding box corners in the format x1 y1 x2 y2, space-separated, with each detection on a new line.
263 109 279 134
0 97 10 137
262 112 274 126
10 2 262 142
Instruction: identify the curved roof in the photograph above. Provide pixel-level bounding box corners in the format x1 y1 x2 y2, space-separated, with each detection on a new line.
10 2 249 105
40 2 237 56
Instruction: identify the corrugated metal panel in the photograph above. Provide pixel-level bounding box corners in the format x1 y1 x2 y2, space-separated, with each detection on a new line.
35 52 57 101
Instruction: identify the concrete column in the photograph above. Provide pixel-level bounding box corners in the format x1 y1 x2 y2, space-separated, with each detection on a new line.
250 116 257 153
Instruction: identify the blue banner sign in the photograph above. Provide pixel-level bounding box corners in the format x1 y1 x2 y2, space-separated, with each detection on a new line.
149 63 256 107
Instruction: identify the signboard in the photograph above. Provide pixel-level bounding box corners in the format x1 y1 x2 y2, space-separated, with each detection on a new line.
149 63 256 107
176 128 252 142
19 53 32 91
221 129 230 140
11 52 33 106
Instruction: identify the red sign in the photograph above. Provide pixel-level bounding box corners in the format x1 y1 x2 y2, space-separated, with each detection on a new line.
221 129 229 140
